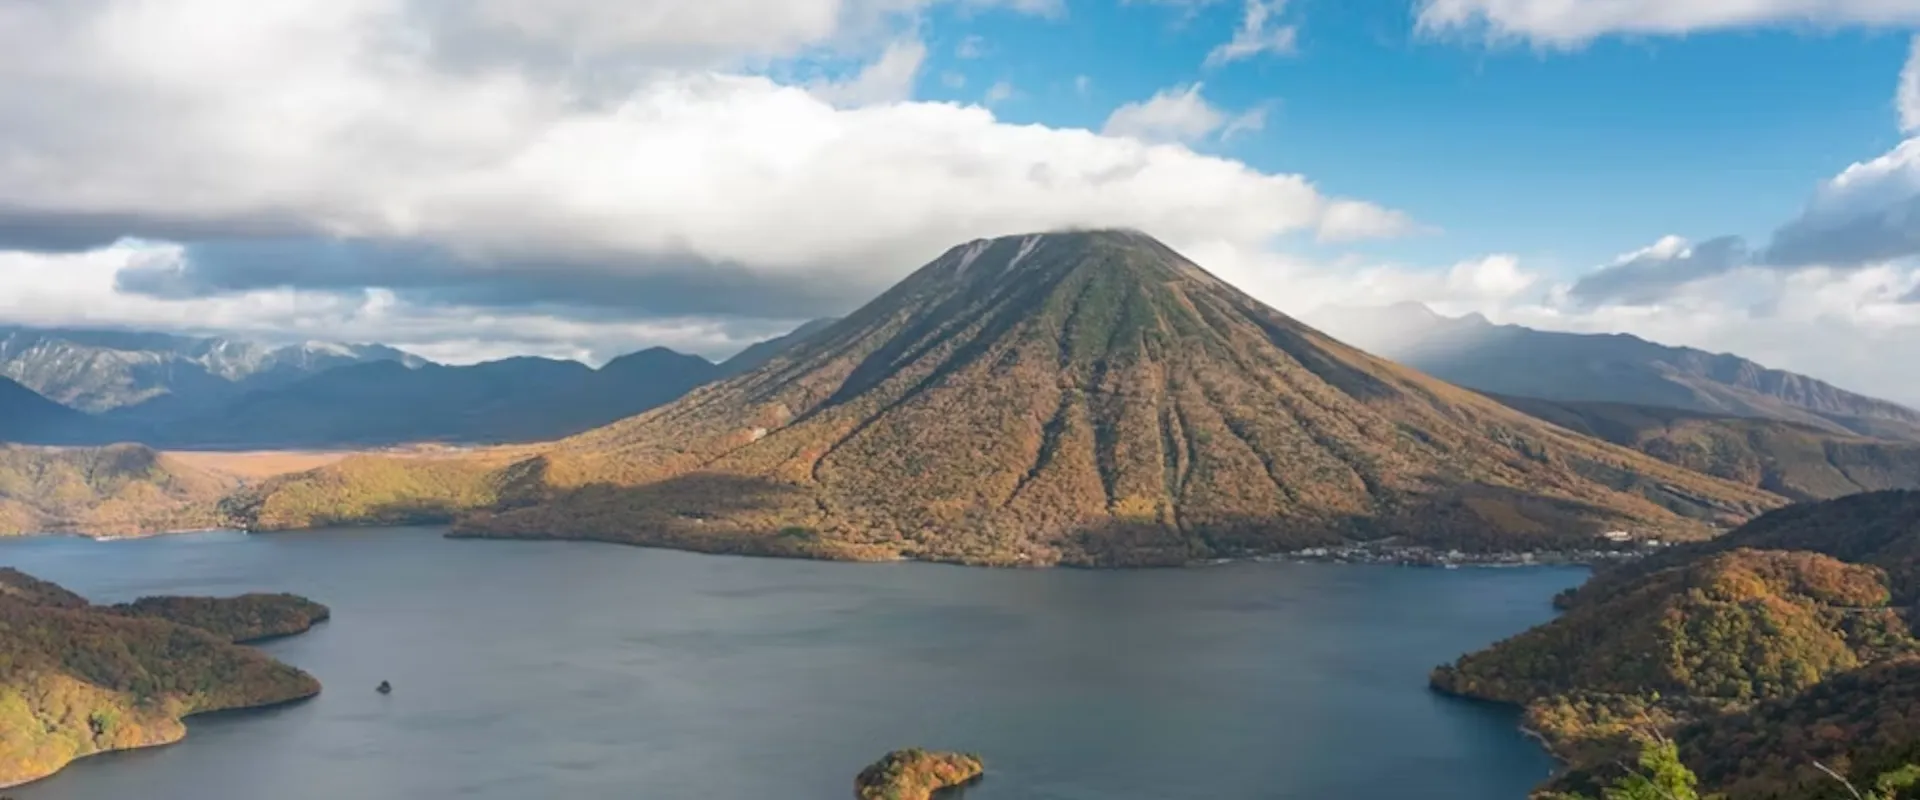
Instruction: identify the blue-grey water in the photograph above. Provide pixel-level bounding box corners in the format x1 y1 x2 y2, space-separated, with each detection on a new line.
0 527 1580 800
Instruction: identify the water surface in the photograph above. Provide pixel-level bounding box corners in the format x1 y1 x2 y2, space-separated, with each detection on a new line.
0 527 1580 800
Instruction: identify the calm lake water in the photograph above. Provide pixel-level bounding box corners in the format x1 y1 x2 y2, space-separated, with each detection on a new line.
0 527 1581 800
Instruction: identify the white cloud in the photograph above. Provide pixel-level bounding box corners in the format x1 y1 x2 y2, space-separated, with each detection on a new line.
940 71 967 88
1417 0 1920 48
956 35 986 59
1766 138 1920 267
0 243 780 364
0 0 1410 298
1074 75 1092 96
983 80 1017 104
1102 83 1266 144
810 38 928 106
1205 0 1298 67
1901 35 1920 134
1567 234 1751 306
458 0 1050 63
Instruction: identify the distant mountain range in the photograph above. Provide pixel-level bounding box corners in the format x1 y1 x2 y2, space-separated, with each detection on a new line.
1306 304 1920 442
0 377 89 442
0 323 840 448
152 347 724 447
233 230 1783 562
0 326 426 414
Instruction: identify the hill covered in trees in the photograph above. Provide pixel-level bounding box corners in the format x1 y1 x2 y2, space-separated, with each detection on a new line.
232 231 1784 565
1564 491 1920 609
0 444 237 535
1677 657 1920 800
0 570 323 788
107 593 331 644
1435 492 1920 798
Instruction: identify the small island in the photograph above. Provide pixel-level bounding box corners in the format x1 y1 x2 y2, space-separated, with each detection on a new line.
108 592 331 643
0 569 324 789
855 749 984 800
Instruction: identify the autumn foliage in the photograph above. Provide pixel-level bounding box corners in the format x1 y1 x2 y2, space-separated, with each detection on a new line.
1435 492 1920 798
0 570 322 788
854 749 984 800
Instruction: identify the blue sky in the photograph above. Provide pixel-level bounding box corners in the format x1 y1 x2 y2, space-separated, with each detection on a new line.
2 0 1920 401
915 0 1915 277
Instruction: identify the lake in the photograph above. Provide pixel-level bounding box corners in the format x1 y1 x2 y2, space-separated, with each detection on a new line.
0 527 1581 800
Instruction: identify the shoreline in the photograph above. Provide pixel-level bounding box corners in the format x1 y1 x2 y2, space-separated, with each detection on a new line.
17 524 1650 572
0 689 321 791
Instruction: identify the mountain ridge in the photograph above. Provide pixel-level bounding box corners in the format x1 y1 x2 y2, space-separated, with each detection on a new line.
132 348 722 447
1308 304 1920 441
0 325 427 414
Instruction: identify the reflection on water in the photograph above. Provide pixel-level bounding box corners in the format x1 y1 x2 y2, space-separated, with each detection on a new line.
0 528 1579 800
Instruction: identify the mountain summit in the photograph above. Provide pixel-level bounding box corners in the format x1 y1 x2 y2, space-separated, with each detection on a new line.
248 231 1782 565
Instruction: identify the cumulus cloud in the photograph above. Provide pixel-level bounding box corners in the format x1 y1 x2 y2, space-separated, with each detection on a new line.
1205 0 1298 67
1102 83 1265 143
1567 235 1751 307
1902 34 1920 135
0 243 791 364
1764 138 1920 268
1755 37 1920 268
810 38 929 106
1416 0 1920 48
444 0 1053 64
0 0 1410 314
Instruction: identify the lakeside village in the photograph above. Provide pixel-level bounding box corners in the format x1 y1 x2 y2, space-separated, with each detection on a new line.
1206 529 1676 569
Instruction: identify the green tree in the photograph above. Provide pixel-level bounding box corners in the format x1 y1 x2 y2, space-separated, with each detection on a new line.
1603 739 1714 800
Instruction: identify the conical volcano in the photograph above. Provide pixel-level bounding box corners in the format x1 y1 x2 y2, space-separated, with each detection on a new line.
410 230 1780 565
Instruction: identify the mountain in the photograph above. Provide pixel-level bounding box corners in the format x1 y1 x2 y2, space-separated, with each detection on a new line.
0 569 322 787
1493 395 1920 501
1307 304 1920 441
717 318 840 378
0 376 94 442
0 325 426 414
148 347 721 447
236 230 1783 564
0 444 237 535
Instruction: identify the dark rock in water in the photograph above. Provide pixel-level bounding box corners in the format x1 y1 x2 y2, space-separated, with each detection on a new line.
377 681 391 694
